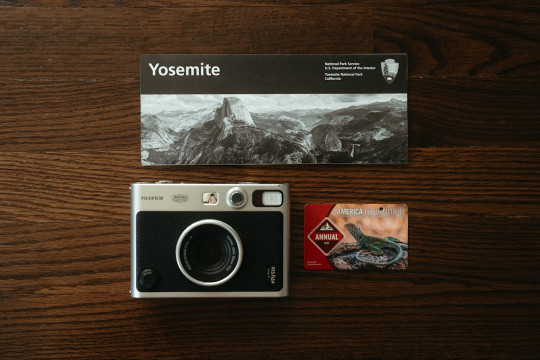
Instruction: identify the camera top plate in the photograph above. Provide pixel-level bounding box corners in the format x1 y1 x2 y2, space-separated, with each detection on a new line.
131 182 289 213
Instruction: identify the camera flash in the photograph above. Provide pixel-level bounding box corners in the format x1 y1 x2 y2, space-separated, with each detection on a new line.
262 191 283 206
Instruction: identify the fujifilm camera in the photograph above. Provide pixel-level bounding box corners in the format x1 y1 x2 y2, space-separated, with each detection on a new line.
131 182 289 298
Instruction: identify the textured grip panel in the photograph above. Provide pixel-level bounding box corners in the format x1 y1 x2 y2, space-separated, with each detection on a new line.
135 211 284 292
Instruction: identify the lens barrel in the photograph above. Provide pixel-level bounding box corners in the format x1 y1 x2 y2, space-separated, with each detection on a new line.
176 220 243 286
226 187 247 209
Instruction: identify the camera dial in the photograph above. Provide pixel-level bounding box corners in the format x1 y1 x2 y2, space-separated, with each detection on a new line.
176 219 243 287
138 268 159 290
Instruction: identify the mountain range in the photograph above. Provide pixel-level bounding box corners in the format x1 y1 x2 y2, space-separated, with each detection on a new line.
141 96 407 165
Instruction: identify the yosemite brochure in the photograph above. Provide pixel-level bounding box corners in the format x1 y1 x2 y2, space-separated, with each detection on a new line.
140 54 407 165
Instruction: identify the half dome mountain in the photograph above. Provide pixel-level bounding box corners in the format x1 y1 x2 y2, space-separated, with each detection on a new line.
141 97 406 164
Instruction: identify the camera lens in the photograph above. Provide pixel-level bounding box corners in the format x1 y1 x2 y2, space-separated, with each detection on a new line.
231 191 244 205
226 187 247 209
198 237 223 266
176 220 243 287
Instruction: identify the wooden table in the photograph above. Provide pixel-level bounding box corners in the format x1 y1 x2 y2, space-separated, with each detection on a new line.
1 1 538 358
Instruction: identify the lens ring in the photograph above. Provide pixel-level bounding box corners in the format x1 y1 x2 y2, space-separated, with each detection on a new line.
176 219 243 287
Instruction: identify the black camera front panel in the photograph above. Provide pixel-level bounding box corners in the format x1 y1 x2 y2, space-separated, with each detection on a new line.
135 211 284 293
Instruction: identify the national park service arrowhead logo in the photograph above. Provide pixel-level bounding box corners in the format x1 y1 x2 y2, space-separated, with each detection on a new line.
308 218 345 255
381 59 399 84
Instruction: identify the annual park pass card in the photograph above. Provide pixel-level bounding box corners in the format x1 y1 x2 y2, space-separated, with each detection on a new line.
304 204 408 270
140 54 407 165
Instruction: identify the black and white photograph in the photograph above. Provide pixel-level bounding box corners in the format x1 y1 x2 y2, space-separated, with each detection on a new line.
141 93 407 165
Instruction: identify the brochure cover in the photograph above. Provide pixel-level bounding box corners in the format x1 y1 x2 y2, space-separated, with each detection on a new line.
304 204 408 270
140 54 407 165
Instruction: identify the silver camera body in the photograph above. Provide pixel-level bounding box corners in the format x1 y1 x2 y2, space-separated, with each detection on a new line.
131 182 289 298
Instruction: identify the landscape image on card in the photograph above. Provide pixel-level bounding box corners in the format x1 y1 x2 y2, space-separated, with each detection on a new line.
140 94 407 165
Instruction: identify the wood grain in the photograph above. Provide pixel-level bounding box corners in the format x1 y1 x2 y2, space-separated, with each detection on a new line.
1 0 536 7
374 1 540 77
0 6 372 80
0 0 538 359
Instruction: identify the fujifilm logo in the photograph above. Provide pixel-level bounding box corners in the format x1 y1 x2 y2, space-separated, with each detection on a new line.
141 196 164 201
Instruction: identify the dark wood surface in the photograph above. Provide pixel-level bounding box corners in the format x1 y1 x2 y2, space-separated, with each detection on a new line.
1 1 538 359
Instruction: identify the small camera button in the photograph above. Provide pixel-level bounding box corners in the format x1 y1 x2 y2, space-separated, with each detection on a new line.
138 269 159 291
